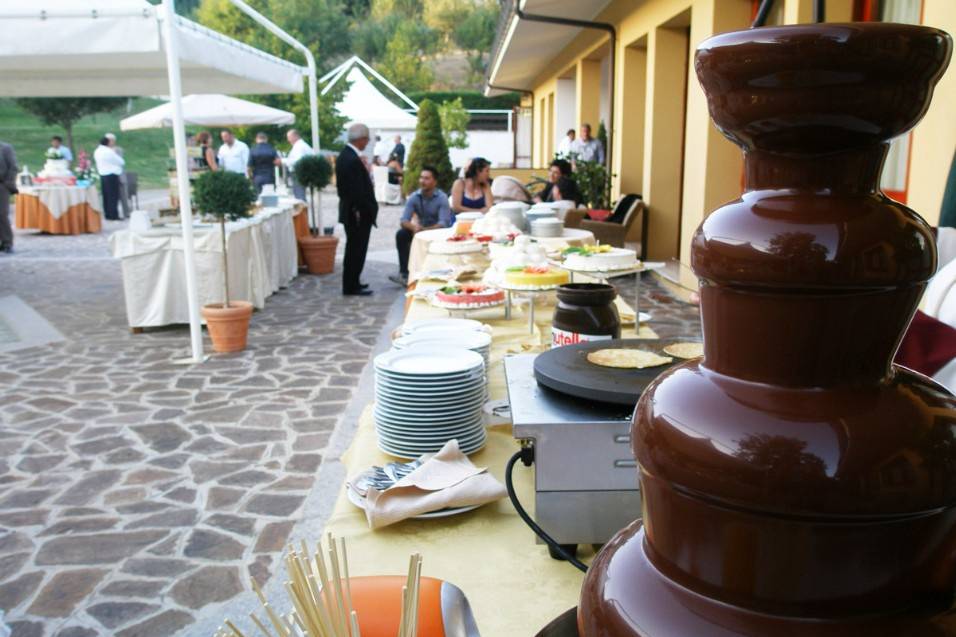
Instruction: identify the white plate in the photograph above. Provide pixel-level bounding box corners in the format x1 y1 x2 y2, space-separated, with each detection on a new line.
375 346 484 376
374 394 486 412
376 425 485 444
401 318 486 336
375 410 483 427
375 376 486 392
375 399 485 415
431 297 505 310
394 330 492 351
346 483 480 520
378 432 487 457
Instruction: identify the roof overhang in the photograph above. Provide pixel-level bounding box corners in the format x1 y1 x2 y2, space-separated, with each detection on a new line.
0 1 306 97
485 0 613 96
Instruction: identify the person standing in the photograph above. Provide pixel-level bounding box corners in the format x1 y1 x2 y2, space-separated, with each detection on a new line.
94 136 124 221
47 136 73 163
390 135 406 167
336 123 378 296
372 135 389 165
557 129 575 157
389 166 451 287
106 133 130 218
196 131 218 171
282 129 313 200
217 129 250 175
248 132 279 194
569 123 605 164
0 141 18 253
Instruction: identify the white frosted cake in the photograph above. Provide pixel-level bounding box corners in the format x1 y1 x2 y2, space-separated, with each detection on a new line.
429 236 484 255
563 245 639 271
39 159 72 178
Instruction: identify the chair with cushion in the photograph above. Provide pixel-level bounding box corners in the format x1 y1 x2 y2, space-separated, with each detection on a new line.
579 195 647 257
563 208 589 229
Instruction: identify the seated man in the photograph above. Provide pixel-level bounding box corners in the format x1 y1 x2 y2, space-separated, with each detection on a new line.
389 165 452 287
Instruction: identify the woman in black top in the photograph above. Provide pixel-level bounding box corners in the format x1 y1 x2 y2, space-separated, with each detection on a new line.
248 132 279 193
196 131 218 171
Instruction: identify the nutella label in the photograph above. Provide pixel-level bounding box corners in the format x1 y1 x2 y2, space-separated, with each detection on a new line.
551 327 613 348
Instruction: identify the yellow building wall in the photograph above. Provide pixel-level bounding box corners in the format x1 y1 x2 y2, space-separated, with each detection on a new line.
525 0 956 278
910 0 956 226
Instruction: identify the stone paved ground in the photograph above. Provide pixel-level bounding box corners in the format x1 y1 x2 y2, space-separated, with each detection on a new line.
0 190 701 636
0 193 407 637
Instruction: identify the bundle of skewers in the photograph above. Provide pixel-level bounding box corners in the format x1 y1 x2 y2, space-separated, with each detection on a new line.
215 533 423 637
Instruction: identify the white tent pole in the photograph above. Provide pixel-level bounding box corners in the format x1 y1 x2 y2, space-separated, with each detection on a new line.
227 0 319 151
352 57 419 111
161 0 204 363
319 59 356 97
319 55 356 85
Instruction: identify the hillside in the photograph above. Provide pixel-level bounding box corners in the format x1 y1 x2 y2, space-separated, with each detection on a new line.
0 98 179 189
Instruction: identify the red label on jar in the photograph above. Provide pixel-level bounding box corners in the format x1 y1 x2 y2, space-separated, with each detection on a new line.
551 327 614 348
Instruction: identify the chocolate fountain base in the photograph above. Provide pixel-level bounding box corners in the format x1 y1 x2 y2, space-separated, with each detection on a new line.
578 523 956 637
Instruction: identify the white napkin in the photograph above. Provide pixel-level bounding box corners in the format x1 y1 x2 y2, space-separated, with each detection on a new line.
351 440 506 529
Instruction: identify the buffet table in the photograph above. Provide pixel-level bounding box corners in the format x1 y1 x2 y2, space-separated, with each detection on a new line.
15 184 102 234
109 201 304 329
407 227 595 279
324 280 656 634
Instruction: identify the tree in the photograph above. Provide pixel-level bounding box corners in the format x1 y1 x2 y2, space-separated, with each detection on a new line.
14 98 128 154
379 19 439 93
437 98 470 149
195 0 349 148
404 99 454 195
453 1 498 83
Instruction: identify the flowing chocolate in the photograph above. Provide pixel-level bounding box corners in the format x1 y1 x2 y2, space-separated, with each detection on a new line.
579 23 956 636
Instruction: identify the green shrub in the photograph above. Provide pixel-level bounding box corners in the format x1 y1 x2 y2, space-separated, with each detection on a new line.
404 99 454 195
573 160 613 210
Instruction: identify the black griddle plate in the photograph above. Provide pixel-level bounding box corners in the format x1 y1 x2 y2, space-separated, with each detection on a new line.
533 338 693 405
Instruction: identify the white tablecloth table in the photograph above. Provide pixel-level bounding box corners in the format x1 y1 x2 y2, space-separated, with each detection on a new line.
109 203 299 328
407 227 595 278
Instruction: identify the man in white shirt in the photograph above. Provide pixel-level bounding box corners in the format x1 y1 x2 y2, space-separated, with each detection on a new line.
570 123 605 165
557 129 575 157
47 136 73 163
93 136 125 220
217 129 250 174
282 129 314 200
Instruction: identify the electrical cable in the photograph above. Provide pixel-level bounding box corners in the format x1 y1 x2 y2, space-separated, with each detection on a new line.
506 447 589 573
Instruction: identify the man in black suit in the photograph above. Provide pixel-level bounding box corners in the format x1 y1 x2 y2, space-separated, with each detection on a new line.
336 123 378 296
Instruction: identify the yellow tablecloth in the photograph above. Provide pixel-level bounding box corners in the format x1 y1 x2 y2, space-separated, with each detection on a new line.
325 284 656 634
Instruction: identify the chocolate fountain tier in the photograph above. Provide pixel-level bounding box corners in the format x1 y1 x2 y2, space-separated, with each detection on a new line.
579 22 955 636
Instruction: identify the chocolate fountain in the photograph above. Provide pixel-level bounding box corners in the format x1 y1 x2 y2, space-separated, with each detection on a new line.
579 23 956 635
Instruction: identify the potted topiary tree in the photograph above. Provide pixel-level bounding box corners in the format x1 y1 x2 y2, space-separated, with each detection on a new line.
294 154 337 274
192 170 257 353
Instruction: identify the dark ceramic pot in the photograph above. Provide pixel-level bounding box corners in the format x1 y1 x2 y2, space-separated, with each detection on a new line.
579 23 955 636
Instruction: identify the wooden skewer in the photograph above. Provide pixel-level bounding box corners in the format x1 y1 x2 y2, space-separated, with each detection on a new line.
287 550 327 637
329 543 350 637
225 619 247 637
249 612 276 637
252 577 291 637
350 610 362 637
399 585 410 637
410 557 422 637
340 537 355 636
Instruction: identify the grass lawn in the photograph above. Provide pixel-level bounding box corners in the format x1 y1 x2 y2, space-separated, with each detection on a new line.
0 98 188 190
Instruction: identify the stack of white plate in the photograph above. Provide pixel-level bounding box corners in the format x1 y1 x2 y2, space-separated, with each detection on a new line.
373 346 487 458
400 318 487 337
392 329 492 371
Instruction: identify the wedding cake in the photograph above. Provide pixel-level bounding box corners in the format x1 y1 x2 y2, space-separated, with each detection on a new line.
38 158 73 180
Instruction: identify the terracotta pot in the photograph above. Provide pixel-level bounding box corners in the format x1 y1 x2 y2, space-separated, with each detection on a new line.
201 301 253 353
299 234 338 274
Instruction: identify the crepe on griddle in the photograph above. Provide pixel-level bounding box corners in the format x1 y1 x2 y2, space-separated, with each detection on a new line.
663 342 704 359
586 348 673 369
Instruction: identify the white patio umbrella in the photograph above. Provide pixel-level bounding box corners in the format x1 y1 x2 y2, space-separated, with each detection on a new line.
120 94 295 131
0 0 317 363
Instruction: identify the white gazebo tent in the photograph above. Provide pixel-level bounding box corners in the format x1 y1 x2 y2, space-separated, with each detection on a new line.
0 0 316 363
120 94 295 131
320 56 418 131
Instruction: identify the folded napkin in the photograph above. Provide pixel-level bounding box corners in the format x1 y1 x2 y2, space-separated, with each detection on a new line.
350 440 506 529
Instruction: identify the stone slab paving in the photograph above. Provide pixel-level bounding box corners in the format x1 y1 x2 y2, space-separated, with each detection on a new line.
0 196 407 636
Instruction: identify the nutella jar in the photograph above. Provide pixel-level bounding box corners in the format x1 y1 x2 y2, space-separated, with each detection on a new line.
551 283 620 348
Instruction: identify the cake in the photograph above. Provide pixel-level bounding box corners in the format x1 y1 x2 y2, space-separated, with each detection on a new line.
433 283 505 308
503 265 569 289
429 235 484 255
37 158 75 183
562 245 639 271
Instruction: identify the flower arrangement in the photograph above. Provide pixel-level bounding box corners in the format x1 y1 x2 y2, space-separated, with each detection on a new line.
74 150 98 184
